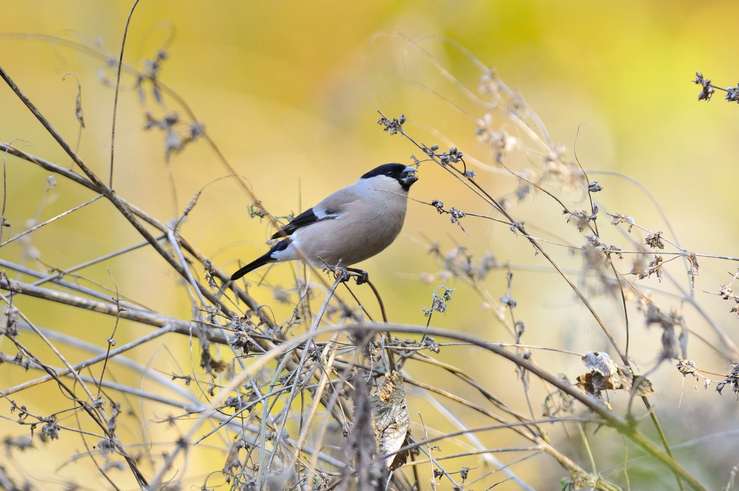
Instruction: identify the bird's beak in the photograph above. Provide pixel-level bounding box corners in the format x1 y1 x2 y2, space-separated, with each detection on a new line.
400 166 418 187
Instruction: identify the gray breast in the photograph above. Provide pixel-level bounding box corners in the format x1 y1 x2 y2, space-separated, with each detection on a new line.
293 186 407 267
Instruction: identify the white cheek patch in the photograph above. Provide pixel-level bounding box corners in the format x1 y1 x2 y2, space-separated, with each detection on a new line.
313 206 328 219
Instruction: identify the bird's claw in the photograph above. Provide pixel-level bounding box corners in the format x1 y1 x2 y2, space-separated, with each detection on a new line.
332 266 351 283
331 266 369 285
346 267 369 285
354 270 369 285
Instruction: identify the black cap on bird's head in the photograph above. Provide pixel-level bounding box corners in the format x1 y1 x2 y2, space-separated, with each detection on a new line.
361 163 418 191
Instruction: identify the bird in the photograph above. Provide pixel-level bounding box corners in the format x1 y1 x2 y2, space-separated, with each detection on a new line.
230 163 418 283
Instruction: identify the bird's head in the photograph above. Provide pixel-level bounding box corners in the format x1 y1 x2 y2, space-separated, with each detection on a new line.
361 163 418 191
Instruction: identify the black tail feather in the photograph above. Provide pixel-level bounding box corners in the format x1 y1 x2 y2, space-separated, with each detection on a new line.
230 239 291 281
230 253 273 281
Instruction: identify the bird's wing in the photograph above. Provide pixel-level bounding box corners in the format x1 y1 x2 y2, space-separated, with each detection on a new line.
270 207 324 239
270 185 359 239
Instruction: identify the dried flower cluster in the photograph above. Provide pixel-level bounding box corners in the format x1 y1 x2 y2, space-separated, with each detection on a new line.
694 72 739 104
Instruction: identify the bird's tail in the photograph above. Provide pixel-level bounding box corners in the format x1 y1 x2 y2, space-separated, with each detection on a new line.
230 254 272 281
230 238 291 281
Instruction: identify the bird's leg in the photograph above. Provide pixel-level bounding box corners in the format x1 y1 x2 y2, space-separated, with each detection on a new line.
346 267 369 285
327 264 368 285
330 264 351 283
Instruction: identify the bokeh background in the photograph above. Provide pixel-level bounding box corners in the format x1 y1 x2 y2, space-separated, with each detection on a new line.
1 1 737 489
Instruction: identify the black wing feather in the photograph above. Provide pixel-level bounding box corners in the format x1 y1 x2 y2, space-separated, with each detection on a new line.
271 208 321 239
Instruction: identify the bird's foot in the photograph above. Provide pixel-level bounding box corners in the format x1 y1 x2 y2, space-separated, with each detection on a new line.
331 265 351 283
346 267 369 285
329 265 369 285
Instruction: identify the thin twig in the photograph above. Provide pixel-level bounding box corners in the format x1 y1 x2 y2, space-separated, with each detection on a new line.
108 0 142 188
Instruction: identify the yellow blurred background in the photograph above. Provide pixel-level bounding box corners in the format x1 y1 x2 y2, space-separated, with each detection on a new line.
1 1 738 489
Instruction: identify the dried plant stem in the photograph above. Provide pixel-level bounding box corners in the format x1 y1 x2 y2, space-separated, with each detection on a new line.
0 66 239 320
0 195 102 247
0 258 147 310
425 394 535 490
108 0 142 188
148 322 708 490
1 324 176 398
0 142 274 326
1 305 148 486
0 352 347 470
0 276 229 343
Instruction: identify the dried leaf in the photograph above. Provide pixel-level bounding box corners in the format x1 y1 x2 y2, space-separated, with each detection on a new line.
371 371 409 470
581 352 618 378
645 231 665 249
200 348 227 374
62 74 85 128
608 212 636 232
644 304 686 360
676 359 697 377
630 375 655 397
716 363 739 396
687 253 700 289
576 352 654 399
